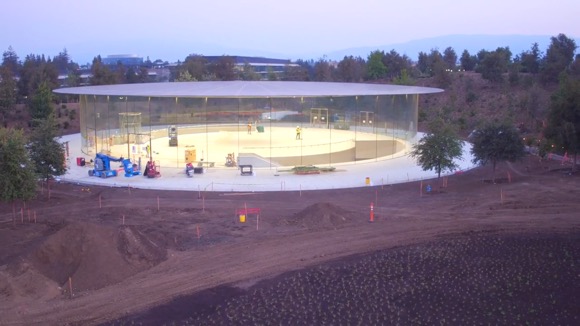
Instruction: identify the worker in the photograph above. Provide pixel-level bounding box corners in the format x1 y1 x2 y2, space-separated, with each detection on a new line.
146 144 151 157
247 122 252 135
296 126 301 140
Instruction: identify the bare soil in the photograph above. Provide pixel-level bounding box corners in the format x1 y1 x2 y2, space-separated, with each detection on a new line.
0 155 579 325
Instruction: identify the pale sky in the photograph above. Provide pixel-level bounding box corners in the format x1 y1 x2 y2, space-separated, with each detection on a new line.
1 0 579 64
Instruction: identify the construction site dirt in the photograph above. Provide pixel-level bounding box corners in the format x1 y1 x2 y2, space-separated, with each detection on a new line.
0 155 579 325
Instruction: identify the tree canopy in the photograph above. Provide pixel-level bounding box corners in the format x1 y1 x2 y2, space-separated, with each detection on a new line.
410 120 463 180
0 127 37 203
544 73 580 169
470 122 526 179
541 34 577 84
28 115 67 181
366 50 387 80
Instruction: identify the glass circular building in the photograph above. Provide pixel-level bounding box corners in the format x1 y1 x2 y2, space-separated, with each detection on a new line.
54 81 442 169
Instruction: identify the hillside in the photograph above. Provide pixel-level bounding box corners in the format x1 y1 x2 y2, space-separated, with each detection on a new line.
416 72 556 140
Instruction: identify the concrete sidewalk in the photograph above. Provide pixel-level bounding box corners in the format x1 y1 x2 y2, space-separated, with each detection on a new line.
59 134 476 192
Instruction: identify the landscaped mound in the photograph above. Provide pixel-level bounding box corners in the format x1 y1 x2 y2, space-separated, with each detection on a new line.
284 202 359 230
20 221 165 294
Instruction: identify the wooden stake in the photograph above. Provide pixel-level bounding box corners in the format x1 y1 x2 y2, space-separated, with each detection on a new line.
256 214 259 231
202 196 205 212
20 207 23 224
500 188 504 204
68 277 73 298
157 196 160 211
128 184 131 195
122 215 125 225
99 195 102 208
196 225 200 240
420 181 423 197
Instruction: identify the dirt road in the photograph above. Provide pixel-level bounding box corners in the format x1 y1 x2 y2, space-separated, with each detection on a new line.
0 156 578 325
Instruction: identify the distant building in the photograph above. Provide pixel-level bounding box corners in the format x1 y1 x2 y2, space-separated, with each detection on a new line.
203 56 299 79
102 54 143 66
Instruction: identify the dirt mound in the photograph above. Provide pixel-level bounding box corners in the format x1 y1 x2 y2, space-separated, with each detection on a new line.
284 203 359 230
22 221 166 293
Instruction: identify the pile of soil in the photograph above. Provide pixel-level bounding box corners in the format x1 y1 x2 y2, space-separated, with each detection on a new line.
283 202 360 230
6 221 166 296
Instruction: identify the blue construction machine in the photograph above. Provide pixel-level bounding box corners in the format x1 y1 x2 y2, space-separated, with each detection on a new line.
88 153 141 178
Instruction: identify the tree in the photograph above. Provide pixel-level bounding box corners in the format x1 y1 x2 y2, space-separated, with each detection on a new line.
2 46 20 76
0 127 37 205
29 115 67 182
470 122 526 180
0 66 17 125
283 63 309 81
90 56 116 85
518 42 541 74
240 62 261 81
337 55 365 82
313 58 333 81
410 120 463 181
479 51 507 83
541 33 577 84
382 50 413 80
209 56 236 81
18 54 59 98
178 55 208 81
267 67 279 81
460 50 477 71
544 74 580 170
366 50 387 80
28 80 54 123
442 47 458 70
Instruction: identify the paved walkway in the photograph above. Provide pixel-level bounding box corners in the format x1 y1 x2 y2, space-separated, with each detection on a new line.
59 134 476 192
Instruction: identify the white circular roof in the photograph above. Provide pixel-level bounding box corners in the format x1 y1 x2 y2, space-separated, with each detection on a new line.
54 81 443 98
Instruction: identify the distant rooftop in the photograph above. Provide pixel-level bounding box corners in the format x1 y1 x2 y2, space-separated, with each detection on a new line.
105 54 141 58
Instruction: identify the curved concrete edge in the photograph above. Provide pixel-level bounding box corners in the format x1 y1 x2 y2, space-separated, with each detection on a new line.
58 134 476 192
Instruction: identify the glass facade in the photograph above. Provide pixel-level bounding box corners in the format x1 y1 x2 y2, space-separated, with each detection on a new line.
77 93 420 169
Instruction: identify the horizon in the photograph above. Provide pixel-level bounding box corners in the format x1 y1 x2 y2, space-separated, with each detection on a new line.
2 0 579 64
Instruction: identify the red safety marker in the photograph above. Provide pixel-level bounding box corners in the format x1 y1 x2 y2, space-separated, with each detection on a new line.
369 202 374 222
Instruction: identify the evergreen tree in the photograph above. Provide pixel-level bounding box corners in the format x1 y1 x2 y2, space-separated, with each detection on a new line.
366 50 387 80
29 115 67 181
0 127 37 204
0 66 17 125
460 50 477 71
28 80 54 123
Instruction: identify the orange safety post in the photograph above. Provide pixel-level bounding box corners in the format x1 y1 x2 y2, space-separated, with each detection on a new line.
369 202 374 222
